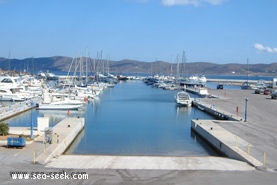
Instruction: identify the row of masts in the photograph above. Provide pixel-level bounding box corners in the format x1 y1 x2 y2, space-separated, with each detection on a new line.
64 50 112 87
150 50 187 80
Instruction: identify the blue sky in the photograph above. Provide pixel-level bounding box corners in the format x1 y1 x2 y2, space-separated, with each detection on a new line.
0 0 277 64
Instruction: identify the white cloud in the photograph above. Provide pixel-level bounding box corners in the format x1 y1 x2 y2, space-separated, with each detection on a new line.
161 0 225 6
254 43 277 54
205 0 225 5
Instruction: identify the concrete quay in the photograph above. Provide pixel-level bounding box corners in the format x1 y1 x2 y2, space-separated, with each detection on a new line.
192 99 242 121
0 101 34 122
207 78 271 86
46 155 254 171
191 120 263 168
36 117 85 164
0 117 84 166
193 89 277 170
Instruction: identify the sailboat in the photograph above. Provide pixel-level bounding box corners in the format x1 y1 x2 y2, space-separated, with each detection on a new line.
241 58 255 90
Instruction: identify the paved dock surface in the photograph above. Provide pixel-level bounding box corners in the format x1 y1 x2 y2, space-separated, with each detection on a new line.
0 164 276 185
0 117 84 166
36 117 85 164
192 120 263 167
46 155 254 171
197 89 277 170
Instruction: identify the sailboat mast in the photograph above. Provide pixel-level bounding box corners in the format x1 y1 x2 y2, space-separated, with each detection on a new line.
182 50 186 79
86 49 88 84
247 58 249 84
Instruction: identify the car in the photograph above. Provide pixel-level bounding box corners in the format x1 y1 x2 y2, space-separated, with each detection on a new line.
271 90 277 99
217 84 224 90
255 88 263 94
264 89 271 95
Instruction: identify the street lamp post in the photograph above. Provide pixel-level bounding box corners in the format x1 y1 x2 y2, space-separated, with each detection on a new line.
244 97 248 122
30 100 34 139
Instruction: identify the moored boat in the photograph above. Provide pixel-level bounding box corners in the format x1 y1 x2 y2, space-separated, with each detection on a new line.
37 103 82 110
176 91 192 107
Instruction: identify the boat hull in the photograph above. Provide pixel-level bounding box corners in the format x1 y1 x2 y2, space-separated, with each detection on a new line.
37 104 82 110
176 99 192 107
176 91 192 107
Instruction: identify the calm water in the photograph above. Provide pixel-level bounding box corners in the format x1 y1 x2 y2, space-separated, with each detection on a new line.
3 76 270 156
66 80 217 156
4 80 220 156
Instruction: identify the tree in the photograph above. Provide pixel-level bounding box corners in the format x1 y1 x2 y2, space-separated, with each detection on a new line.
0 123 9 136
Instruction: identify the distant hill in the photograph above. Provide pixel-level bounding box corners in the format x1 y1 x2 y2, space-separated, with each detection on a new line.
0 56 277 76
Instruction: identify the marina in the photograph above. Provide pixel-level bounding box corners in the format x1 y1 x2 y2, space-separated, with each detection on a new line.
1 75 277 171
2 1 277 184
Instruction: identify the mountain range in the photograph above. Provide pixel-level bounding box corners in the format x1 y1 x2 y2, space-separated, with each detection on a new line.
0 56 277 76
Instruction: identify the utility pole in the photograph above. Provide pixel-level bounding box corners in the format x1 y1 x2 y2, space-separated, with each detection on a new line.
244 97 248 122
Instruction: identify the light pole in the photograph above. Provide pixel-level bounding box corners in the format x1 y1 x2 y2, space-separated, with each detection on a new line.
244 97 248 122
30 100 34 139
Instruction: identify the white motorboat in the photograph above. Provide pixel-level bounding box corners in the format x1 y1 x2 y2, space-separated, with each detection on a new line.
0 76 22 89
0 89 25 101
37 103 83 110
186 87 209 97
176 91 192 107
38 91 84 110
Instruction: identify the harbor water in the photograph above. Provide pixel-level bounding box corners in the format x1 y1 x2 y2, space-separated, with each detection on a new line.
4 80 220 156
66 80 217 156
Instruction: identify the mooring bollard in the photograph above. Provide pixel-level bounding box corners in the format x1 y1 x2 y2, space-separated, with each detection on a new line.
43 142 46 153
33 150 36 164
57 134 59 143
264 152 266 167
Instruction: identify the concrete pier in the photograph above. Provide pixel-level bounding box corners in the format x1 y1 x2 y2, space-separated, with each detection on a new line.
191 120 263 168
192 99 242 121
0 97 41 122
36 117 85 164
207 78 271 86
46 155 254 171
192 89 277 170
0 117 84 167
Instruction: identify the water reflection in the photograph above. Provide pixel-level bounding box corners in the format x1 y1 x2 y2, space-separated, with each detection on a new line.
4 81 218 156
68 81 217 156
176 106 192 116
64 129 85 154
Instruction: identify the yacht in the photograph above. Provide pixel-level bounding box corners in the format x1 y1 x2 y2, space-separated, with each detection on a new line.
0 88 25 101
0 76 22 89
37 98 84 110
37 103 83 110
186 87 209 97
176 91 192 107
37 91 84 110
